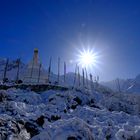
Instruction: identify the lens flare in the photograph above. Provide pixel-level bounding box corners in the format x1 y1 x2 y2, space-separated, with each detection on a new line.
77 48 99 69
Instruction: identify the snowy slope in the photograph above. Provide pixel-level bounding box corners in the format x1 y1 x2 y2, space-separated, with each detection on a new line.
126 75 140 93
1 59 140 139
0 87 140 140
101 75 140 94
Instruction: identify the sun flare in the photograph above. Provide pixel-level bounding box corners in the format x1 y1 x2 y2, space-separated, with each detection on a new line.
77 48 98 69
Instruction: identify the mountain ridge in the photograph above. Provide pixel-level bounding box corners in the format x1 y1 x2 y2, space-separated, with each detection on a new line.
101 74 140 94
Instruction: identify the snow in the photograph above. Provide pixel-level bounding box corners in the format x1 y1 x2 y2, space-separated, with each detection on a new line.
101 74 140 94
1 55 140 139
0 59 26 81
43 117 94 140
1 86 140 139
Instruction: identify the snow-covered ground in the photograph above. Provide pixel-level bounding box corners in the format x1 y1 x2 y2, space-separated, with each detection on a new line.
0 86 140 140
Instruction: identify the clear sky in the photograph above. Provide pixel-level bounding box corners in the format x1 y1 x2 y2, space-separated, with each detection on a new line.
0 0 140 81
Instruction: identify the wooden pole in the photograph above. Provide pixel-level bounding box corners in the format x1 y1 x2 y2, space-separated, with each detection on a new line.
30 57 35 82
96 75 99 86
116 78 121 92
3 58 9 81
16 58 20 82
73 64 77 88
97 76 99 82
90 73 93 89
57 57 60 84
82 68 85 86
85 68 88 87
48 57 52 82
78 66 80 87
64 61 66 83
38 63 42 83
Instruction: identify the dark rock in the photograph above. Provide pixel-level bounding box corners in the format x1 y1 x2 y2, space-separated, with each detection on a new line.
17 119 25 126
106 134 111 140
64 109 67 113
71 104 77 110
108 108 113 112
51 115 61 121
88 99 100 109
0 91 7 102
24 122 39 138
36 116 45 126
49 98 53 102
15 80 23 84
23 99 29 104
67 136 78 140
90 104 100 109
73 97 82 105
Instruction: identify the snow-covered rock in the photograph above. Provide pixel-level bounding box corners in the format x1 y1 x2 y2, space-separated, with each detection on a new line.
0 86 140 139
32 117 94 140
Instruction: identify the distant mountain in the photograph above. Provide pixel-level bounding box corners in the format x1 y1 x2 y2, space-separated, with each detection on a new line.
125 75 140 93
101 74 140 94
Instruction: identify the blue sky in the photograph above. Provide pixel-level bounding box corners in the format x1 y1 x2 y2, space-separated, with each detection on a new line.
0 0 140 81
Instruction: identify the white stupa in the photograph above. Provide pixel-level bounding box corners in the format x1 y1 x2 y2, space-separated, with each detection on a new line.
23 49 48 84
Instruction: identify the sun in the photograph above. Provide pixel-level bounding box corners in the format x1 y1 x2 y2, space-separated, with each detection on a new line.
77 48 98 69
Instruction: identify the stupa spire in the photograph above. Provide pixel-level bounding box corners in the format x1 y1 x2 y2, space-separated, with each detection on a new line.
33 48 38 65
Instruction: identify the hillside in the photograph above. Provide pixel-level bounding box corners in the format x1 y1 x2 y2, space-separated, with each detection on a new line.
101 75 140 94
0 59 140 139
0 86 140 139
